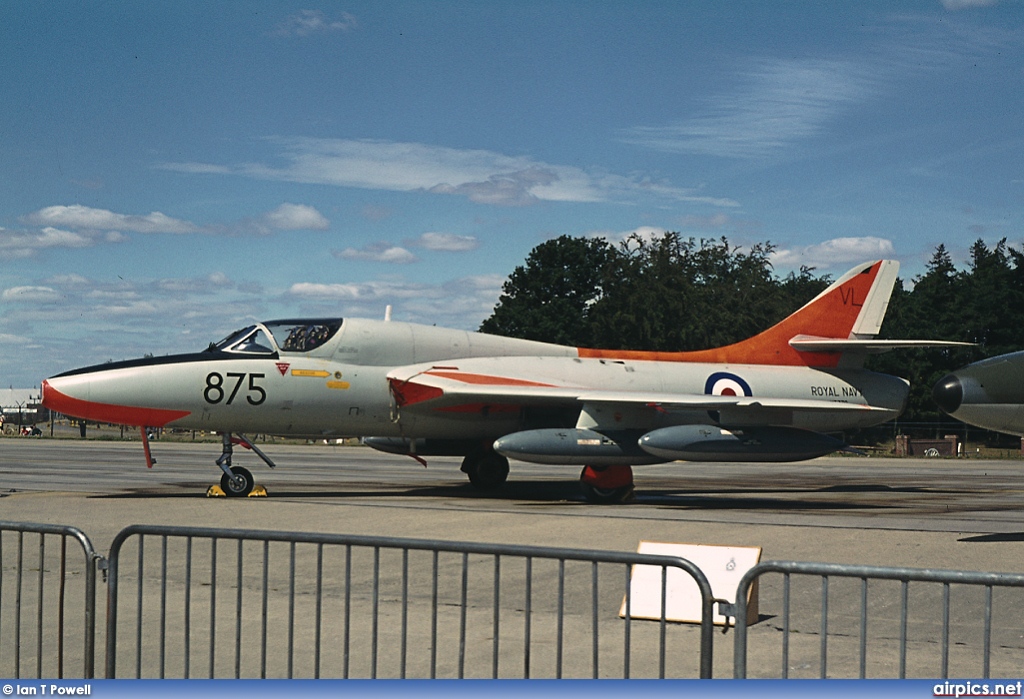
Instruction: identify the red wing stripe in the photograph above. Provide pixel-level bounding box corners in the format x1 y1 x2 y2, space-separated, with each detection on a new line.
41 380 191 427
424 371 555 387
389 378 444 408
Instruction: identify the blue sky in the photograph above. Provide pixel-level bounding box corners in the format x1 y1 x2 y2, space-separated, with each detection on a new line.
2 1 1022 387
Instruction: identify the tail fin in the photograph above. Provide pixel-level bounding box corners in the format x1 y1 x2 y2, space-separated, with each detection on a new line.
578 260 899 367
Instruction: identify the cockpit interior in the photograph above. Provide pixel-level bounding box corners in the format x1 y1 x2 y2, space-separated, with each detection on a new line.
210 319 343 355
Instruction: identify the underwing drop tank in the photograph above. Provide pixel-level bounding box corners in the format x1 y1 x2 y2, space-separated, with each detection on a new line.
638 425 846 462
493 428 666 466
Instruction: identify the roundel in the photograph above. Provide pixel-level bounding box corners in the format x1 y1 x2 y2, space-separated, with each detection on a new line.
704 371 752 397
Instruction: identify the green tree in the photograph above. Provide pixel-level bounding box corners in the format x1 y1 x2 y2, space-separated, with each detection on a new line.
869 248 968 420
588 234 821 351
961 238 1024 355
482 233 831 351
870 241 1024 421
480 235 617 346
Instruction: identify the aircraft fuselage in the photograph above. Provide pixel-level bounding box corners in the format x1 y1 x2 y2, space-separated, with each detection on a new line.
43 317 908 442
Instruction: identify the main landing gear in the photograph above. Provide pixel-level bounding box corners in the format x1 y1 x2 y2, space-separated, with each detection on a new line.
212 432 277 498
460 451 510 491
579 464 635 504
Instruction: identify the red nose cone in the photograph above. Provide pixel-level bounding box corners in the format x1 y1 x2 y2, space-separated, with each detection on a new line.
41 378 191 427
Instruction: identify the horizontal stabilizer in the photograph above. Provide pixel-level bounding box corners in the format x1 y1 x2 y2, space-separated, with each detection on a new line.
789 336 974 355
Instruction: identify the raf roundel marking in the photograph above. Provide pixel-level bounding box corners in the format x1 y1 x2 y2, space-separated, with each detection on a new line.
704 371 752 397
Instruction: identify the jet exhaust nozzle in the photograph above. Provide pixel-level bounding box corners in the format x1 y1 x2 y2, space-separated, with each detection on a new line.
932 374 964 415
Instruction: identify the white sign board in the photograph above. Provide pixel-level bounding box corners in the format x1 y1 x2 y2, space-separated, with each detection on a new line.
619 541 761 626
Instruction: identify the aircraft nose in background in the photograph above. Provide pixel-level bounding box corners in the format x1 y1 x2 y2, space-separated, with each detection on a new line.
932 374 963 414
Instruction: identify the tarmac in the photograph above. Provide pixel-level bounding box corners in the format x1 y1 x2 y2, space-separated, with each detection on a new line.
3 436 1024 679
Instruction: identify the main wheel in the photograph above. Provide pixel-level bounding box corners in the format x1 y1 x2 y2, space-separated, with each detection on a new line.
220 466 254 497
580 481 635 504
462 452 510 490
579 465 635 504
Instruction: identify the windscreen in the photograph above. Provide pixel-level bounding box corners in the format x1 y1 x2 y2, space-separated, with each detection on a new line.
210 325 276 355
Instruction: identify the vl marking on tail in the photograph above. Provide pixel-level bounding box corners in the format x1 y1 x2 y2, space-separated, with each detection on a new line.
839 285 863 308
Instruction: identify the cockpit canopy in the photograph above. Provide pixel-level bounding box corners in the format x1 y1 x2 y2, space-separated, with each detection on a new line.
211 319 343 356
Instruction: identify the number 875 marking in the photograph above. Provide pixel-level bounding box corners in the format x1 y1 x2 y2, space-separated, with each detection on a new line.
204 372 267 405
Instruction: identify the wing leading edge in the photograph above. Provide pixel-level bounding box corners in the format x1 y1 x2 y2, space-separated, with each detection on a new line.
388 366 895 416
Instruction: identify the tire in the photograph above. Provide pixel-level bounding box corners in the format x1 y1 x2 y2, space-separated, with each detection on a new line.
463 452 510 490
579 464 635 504
580 481 635 504
220 466 254 497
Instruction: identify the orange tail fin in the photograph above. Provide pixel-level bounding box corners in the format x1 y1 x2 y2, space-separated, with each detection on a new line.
578 260 899 367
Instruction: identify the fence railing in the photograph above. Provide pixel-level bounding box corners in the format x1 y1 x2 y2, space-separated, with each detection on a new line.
0 521 101 679
730 560 1024 679
7 520 1024 680
104 524 718 679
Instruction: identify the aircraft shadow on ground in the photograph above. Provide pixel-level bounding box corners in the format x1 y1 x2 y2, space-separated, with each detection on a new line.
958 532 1024 543
92 478 916 512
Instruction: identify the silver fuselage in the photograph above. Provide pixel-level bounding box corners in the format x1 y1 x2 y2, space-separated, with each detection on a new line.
44 318 908 441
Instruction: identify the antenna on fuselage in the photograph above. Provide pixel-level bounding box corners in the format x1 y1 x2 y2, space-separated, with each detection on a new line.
384 305 392 322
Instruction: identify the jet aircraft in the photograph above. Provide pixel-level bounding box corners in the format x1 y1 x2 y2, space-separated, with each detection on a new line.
934 352 1024 436
42 259 961 503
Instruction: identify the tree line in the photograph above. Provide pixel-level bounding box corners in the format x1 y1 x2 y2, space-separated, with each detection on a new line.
480 233 1023 421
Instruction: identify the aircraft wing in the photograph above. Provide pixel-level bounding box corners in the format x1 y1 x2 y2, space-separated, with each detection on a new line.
387 367 892 415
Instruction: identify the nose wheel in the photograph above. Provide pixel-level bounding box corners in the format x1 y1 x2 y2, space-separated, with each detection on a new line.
213 432 275 497
220 466 254 497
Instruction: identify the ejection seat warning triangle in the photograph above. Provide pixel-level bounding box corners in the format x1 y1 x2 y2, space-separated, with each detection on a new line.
619 541 761 626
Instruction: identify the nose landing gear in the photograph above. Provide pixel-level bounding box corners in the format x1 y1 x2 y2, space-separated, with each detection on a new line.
209 432 276 498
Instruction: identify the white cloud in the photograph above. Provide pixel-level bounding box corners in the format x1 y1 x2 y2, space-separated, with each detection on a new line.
0 227 95 258
45 273 90 286
96 301 161 318
85 288 139 301
590 226 669 246
9 203 330 255
0 333 31 345
274 10 357 37
26 205 200 234
677 213 733 229
2 286 61 303
262 203 329 231
2 274 274 386
287 274 505 328
289 282 366 300
771 237 896 269
162 138 738 208
7 269 504 385
622 57 877 159
409 232 479 252
334 243 418 264
941 0 998 9
239 138 601 205
162 162 231 175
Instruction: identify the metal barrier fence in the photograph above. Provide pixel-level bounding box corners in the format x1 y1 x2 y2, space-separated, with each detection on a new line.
0 521 101 679
730 560 1024 679
7 520 1024 680
105 524 718 679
